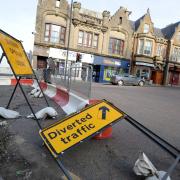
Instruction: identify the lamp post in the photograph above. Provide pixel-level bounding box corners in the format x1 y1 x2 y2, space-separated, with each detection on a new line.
64 0 73 82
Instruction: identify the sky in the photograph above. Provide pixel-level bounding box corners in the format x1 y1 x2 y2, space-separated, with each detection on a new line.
0 0 179 52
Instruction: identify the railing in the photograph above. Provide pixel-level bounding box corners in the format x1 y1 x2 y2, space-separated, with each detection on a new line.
35 63 93 98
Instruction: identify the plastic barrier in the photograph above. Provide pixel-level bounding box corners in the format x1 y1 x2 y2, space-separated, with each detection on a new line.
2 78 112 139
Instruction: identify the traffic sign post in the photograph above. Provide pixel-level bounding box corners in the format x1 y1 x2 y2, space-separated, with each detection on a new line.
0 29 74 179
0 29 49 121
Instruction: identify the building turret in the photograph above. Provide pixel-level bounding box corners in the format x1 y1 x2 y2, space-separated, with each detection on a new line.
102 10 110 27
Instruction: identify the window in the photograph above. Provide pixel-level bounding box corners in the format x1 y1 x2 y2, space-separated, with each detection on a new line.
78 31 99 48
44 24 66 44
157 44 162 56
119 17 122 25
156 44 166 58
144 40 152 55
83 32 92 47
173 47 180 62
78 31 83 45
56 0 60 7
144 24 150 33
138 39 153 56
93 34 99 48
138 39 144 54
108 38 124 55
177 32 180 41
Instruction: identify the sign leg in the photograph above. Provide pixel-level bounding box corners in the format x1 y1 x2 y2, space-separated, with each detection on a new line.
162 155 180 180
55 158 73 180
17 78 42 129
6 76 21 109
0 53 5 64
33 75 49 107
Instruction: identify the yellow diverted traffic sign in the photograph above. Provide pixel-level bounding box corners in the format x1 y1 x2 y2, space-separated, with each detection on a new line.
0 30 33 75
40 100 124 157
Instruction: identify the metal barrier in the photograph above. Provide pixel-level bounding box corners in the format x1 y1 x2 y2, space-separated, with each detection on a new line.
36 64 92 99
68 64 92 98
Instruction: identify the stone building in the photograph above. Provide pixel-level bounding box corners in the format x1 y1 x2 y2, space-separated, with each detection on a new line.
131 9 168 84
33 0 180 85
162 22 180 85
33 0 133 82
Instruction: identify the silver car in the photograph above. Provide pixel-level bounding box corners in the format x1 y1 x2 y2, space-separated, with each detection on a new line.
110 74 145 86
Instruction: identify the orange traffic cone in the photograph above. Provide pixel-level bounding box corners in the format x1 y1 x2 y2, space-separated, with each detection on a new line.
89 99 113 140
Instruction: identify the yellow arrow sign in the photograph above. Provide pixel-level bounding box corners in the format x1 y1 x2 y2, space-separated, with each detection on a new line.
40 100 124 158
0 30 33 75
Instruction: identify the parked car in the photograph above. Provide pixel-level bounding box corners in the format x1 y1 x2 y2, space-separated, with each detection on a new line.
110 74 145 86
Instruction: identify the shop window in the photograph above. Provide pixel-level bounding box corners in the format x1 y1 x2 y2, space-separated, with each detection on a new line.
144 24 150 33
136 68 150 80
78 30 99 48
44 23 66 44
108 38 124 55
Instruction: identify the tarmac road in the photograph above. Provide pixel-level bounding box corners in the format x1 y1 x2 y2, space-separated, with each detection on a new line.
0 85 180 180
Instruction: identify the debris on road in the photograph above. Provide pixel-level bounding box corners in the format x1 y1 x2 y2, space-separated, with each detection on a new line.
134 152 171 180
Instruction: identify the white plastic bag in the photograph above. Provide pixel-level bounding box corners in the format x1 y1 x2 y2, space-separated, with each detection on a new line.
133 152 171 180
0 107 20 119
27 107 58 119
133 152 157 176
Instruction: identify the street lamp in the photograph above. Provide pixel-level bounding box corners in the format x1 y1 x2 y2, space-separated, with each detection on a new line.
64 0 73 81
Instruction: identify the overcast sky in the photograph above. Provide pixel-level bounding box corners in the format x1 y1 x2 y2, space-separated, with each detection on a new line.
0 0 179 51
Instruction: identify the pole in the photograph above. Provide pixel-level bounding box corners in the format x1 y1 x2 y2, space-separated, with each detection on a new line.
0 53 5 64
64 0 73 82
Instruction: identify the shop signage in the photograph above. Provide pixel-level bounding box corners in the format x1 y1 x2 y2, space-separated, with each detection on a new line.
136 62 154 67
0 30 33 75
49 48 94 64
40 100 124 157
49 48 76 61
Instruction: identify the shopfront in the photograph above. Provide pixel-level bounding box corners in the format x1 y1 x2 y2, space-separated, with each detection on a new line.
168 65 180 85
93 56 130 83
135 61 155 80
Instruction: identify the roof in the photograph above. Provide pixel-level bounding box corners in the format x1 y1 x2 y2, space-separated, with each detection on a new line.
130 18 166 38
154 28 164 38
161 21 180 39
134 15 145 31
79 8 103 19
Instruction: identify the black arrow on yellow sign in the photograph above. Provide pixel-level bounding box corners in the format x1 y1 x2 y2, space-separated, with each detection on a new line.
99 106 110 120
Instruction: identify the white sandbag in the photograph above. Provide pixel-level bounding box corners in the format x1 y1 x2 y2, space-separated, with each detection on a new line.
0 107 20 119
133 152 157 176
30 88 38 95
0 120 8 126
34 90 41 98
27 107 58 119
145 171 171 180
39 92 43 98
